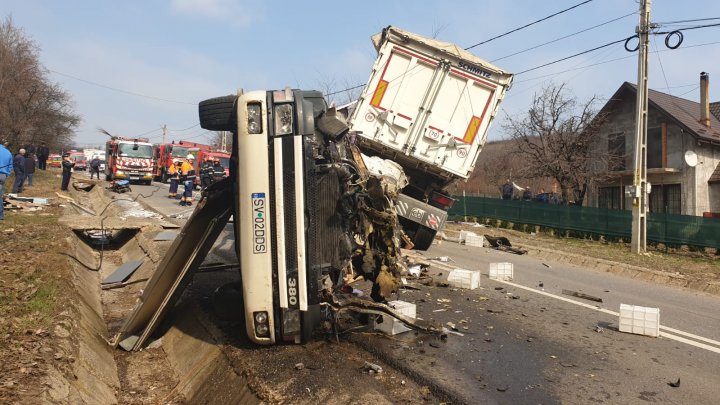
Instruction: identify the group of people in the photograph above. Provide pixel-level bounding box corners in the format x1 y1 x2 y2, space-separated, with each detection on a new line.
501 179 558 204
0 140 50 220
166 155 226 206
167 154 197 206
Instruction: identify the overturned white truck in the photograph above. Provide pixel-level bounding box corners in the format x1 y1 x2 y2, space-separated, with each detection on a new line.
114 26 511 349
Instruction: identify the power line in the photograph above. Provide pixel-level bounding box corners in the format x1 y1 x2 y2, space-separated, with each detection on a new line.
514 37 628 76
652 35 672 94
655 22 720 35
465 0 595 50
168 123 200 132
48 69 196 105
324 84 365 98
656 17 720 25
491 11 636 63
136 127 164 137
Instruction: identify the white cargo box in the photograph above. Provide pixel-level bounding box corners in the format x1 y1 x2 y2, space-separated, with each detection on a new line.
373 300 416 335
489 262 513 280
447 269 480 290
465 234 485 248
619 304 660 337
348 26 513 181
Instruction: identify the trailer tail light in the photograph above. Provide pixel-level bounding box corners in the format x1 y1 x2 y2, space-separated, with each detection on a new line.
430 192 455 210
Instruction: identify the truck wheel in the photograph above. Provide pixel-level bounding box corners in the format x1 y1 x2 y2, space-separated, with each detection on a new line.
199 95 237 131
412 225 437 251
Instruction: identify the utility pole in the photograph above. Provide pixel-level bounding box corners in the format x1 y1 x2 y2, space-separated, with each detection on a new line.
162 124 168 145
221 131 228 152
631 0 651 254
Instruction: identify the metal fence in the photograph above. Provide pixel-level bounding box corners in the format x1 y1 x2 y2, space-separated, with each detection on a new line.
449 196 720 249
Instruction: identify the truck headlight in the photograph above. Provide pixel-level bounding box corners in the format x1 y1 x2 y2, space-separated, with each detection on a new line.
247 103 262 134
274 104 293 135
253 311 270 337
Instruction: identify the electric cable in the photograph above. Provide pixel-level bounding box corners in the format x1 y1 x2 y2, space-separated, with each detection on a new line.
465 0 595 50
514 37 629 76
48 69 196 105
168 123 200 132
652 35 672 94
491 11 636 63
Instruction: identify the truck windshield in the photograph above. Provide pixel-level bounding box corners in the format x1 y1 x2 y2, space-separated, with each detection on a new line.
171 146 190 157
220 158 229 167
119 143 153 158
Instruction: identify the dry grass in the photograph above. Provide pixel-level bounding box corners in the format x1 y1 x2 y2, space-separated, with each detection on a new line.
0 168 75 401
447 222 720 283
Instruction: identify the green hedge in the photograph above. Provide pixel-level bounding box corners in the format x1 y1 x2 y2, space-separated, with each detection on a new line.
449 196 720 249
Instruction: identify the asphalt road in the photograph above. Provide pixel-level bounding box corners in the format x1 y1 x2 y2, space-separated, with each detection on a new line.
124 182 720 404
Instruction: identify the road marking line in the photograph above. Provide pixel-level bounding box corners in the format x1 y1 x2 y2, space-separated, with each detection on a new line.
495 279 720 354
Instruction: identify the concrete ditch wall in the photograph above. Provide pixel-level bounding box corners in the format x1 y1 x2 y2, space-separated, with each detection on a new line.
52 183 259 403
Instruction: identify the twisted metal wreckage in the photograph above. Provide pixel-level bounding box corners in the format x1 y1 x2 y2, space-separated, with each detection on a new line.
113 107 439 351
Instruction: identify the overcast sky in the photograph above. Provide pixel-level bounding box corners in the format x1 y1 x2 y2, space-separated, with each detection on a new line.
3 0 720 146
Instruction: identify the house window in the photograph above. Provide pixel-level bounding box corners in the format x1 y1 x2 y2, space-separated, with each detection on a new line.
649 184 681 214
647 127 663 168
607 133 625 171
598 186 622 210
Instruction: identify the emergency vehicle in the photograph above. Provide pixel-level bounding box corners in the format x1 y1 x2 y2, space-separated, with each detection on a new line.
153 140 213 182
68 151 87 171
104 136 154 184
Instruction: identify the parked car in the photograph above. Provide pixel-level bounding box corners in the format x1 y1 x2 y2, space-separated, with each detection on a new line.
69 151 87 171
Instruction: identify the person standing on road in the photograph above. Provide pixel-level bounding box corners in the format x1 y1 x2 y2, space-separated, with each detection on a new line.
11 148 26 194
60 153 75 191
199 157 213 189
0 141 13 220
89 155 101 180
168 159 181 199
211 158 225 184
179 154 196 206
36 142 49 170
24 152 36 187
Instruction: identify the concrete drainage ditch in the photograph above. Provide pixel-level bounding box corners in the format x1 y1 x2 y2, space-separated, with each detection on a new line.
51 183 259 404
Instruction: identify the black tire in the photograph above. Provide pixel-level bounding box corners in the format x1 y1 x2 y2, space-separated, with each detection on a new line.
412 225 437 251
199 95 237 131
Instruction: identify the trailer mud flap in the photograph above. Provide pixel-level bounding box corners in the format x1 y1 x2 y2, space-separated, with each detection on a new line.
113 178 234 351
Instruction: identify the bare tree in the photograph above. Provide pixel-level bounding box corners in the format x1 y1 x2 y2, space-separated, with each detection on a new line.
0 16 80 150
502 83 613 205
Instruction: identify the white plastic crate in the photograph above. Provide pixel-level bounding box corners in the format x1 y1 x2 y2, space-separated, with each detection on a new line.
459 231 477 243
465 234 485 248
373 300 416 335
489 262 513 280
618 304 660 337
447 269 481 290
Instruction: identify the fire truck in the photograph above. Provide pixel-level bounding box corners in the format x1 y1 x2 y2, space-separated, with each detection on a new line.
153 140 213 182
104 136 155 184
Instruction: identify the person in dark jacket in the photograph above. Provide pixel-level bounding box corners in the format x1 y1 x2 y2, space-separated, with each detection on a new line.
11 148 26 193
501 179 514 200
37 142 50 170
24 152 36 187
522 187 533 201
89 155 101 180
61 153 75 191
211 158 225 182
199 157 214 189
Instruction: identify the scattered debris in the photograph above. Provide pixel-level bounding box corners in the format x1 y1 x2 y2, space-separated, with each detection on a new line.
363 362 383 373
408 265 422 277
295 363 305 370
447 269 480 290
153 231 178 241
494 287 504 291
431 256 452 262
668 378 681 388
496 386 509 392
542 263 552 268
485 235 527 254
489 262 513 280
429 341 441 348
561 289 603 303
594 325 604 333
107 180 131 193
102 260 144 285
538 282 544 288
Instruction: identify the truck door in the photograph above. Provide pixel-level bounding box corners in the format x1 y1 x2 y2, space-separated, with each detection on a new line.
419 69 498 178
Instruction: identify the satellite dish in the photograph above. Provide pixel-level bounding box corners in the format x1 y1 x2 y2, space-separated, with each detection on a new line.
684 150 698 167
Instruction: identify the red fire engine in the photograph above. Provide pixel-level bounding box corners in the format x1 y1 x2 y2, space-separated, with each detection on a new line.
153 140 213 182
105 136 154 184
